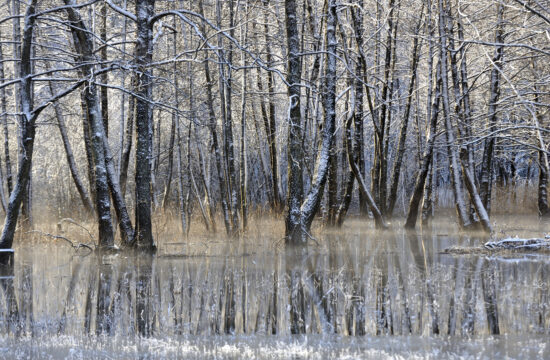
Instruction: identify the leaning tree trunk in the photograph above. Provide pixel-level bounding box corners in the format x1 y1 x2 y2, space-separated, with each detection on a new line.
64 0 115 248
405 63 442 230
438 0 470 228
65 0 134 246
300 0 338 233
446 7 492 233
387 7 423 216
284 0 305 244
48 81 94 216
0 0 37 249
345 114 387 229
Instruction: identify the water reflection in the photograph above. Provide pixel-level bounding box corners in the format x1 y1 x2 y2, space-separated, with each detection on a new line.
0 227 548 353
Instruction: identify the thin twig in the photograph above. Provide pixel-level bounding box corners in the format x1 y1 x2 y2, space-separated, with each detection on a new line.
27 230 94 252
58 218 95 242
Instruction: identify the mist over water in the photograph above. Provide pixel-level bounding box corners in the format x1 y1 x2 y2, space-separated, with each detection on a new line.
0 217 549 359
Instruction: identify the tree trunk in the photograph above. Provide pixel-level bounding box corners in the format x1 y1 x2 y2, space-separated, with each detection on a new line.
64 0 115 248
240 7 248 232
0 0 38 249
47 81 94 215
538 150 550 217
100 1 109 137
479 2 504 215
284 0 305 244
217 0 239 234
261 2 281 211
345 115 387 229
119 73 135 196
387 7 423 216
0 32 13 197
438 0 470 228
405 63 442 229
300 0 337 233
134 0 155 250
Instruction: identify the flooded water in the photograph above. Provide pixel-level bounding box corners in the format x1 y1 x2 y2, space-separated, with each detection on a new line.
0 216 549 359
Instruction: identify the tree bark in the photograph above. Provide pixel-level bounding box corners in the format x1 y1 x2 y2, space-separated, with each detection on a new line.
134 0 156 250
479 2 504 215
438 0 470 228
405 64 442 229
0 32 12 197
300 0 338 233
284 0 305 244
0 0 38 249
387 7 423 216
65 0 115 248
47 81 94 215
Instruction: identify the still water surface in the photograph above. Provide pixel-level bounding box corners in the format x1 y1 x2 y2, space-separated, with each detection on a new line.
0 217 548 359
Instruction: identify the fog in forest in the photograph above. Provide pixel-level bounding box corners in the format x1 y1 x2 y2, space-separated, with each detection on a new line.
0 0 549 358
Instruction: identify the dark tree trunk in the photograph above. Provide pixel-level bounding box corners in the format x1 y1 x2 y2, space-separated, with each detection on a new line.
300 0 338 232
0 34 12 197
405 64 441 230
48 81 94 215
284 0 305 244
134 0 156 250
119 73 136 196
479 3 504 215
0 0 39 248
387 8 423 216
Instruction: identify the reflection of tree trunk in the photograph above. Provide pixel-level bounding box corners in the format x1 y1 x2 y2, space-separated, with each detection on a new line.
136 254 153 336
0 253 18 334
58 261 82 334
84 265 97 334
461 258 480 335
407 230 439 334
286 246 307 334
96 259 114 335
481 259 500 335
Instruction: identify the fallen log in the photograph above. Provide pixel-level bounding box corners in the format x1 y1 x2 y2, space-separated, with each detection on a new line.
442 236 550 255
